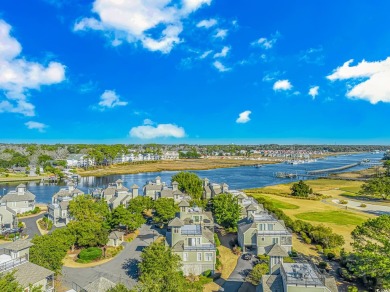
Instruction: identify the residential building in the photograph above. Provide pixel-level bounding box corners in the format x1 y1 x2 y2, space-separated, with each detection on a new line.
0 203 18 228
0 240 54 291
107 231 125 247
66 154 94 168
143 177 189 202
103 179 139 209
47 182 84 227
0 184 36 214
238 211 292 255
161 151 179 160
202 178 229 200
166 201 216 276
143 176 163 200
259 259 338 292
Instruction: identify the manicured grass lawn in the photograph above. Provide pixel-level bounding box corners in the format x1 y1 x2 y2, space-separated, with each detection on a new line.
339 186 361 194
294 211 366 225
268 198 299 210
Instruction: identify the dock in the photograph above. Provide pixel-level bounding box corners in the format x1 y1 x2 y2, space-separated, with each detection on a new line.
307 163 360 175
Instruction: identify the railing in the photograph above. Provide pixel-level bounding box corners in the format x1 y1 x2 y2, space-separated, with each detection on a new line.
184 244 215 251
257 230 291 235
181 230 202 235
0 255 28 272
0 248 11 256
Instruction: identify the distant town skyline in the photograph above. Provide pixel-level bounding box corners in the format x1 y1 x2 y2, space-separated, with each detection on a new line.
0 1 389 144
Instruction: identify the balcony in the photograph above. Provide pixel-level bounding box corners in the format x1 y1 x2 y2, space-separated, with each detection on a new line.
0 255 28 273
181 230 202 235
257 230 291 236
184 244 215 251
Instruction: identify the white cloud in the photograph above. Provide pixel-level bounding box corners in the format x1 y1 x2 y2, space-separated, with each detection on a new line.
199 50 213 59
236 110 251 124
98 90 128 109
130 121 186 139
213 61 231 72
214 28 228 39
74 0 212 54
252 32 280 49
308 86 319 99
327 58 390 104
196 18 217 29
24 121 48 132
213 46 230 58
273 79 292 91
0 20 66 116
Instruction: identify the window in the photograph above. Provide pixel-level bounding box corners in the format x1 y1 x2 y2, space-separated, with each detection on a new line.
183 253 188 261
258 224 263 231
268 224 274 231
205 253 213 261
174 227 179 234
272 237 279 244
196 238 201 245
197 252 202 261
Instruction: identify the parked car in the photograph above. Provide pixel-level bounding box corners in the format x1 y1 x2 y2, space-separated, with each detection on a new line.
242 253 252 261
146 218 153 225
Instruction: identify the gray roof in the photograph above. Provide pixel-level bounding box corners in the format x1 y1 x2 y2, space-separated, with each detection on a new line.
172 240 184 252
261 275 283 292
246 204 257 211
168 217 184 227
1 189 35 203
178 200 190 207
161 189 174 198
83 277 116 292
2 240 34 252
67 154 85 160
131 184 139 189
13 261 53 288
266 244 289 257
59 201 70 210
109 231 125 240
324 276 338 292
144 184 162 191
172 181 179 185
238 222 255 234
16 184 26 188
116 179 123 183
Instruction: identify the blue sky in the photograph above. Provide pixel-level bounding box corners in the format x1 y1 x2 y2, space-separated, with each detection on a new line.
0 0 389 144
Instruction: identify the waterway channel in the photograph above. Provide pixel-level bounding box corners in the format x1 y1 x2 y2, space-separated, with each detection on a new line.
0 152 384 203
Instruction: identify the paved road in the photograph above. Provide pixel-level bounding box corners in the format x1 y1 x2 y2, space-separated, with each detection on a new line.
222 255 257 292
331 199 390 215
61 224 161 290
20 213 45 238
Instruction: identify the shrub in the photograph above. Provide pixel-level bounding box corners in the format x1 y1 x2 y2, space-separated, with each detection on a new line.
246 263 269 285
327 252 336 260
315 245 323 252
203 270 212 278
283 256 295 263
347 286 358 292
257 254 269 262
214 233 221 247
318 261 327 270
338 268 353 281
359 203 367 208
216 248 220 257
303 235 312 244
339 199 348 204
215 257 222 270
78 247 102 262
290 250 298 257
232 245 241 255
31 207 40 214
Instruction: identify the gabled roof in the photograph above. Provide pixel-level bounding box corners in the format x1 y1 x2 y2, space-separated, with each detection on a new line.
172 240 184 252
83 277 116 292
16 184 26 188
172 181 179 185
2 240 34 252
1 190 35 203
246 204 257 211
168 217 184 227
178 200 190 207
13 261 53 288
109 231 125 239
131 184 139 189
266 244 289 257
238 222 255 234
115 179 123 183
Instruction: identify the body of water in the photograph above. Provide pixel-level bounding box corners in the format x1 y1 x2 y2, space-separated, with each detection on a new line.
0 152 383 203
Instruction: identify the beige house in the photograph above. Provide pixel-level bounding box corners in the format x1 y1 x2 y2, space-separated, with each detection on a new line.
103 180 139 209
166 201 216 276
0 240 54 291
48 182 84 227
1 184 36 214
107 231 125 247
202 178 229 200
0 203 18 228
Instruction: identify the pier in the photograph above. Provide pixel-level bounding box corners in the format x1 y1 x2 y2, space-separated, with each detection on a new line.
307 163 360 175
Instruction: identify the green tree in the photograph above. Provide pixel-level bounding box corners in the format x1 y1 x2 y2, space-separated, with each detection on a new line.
290 180 313 197
67 220 109 248
107 283 132 292
111 205 145 232
351 215 390 289
383 160 390 177
0 272 23 292
171 172 203 201
360 177 390 200
127 196 153 214
153 198 179 223
69 195 109 222
137 242 200 292
38 154 52 165
212 193 241 230
246 263 269 285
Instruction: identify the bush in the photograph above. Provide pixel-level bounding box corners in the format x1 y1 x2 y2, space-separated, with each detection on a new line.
339 199 348 204
359 203 367 208
215 257 222 270
318 261 327 270
315 245 323 252
338 268 353 281
216 248 220 257
290 250 298 257
214 233 221 247
78 247 102 263
203 270 212 278
327 252 336 260
283 256 295 263
347 286 358 292
31 207 40 214
246 263 269 285
257 254 269 262
232 245 241 255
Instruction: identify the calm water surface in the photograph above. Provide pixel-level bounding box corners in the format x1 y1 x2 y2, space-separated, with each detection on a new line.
0 152 383 203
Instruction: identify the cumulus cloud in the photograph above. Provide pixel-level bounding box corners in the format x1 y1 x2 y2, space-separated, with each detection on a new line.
327 58 390 104
236 110 251 124
74 0 212 54
213 46 230 58
130 120 186 139
308 86 319 99
199 50 213 59
213 61 231 72
0 20 66 116
273 80 292 91
252 32 280 49
214 28 228 39
196 18 217 29
25 121 48 132
98 90 128 109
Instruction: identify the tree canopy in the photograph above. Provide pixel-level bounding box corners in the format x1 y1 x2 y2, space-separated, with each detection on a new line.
171 172 203 202
212 193 241 230
290 180 313 197
127 196 153 214
111 205 145 232
153 198 178 223
360 177 390 200
350 215 390 289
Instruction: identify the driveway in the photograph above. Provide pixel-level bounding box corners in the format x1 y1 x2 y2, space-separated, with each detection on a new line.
61 224 161 290
20 213 45 238
222 255 257 292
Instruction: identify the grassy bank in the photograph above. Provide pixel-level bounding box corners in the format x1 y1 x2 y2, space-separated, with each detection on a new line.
76 159 279 177
245 179 375 251
0 175 45 183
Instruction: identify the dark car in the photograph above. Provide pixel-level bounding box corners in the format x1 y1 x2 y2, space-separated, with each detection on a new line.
146 218 153 225
242 253 252 261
